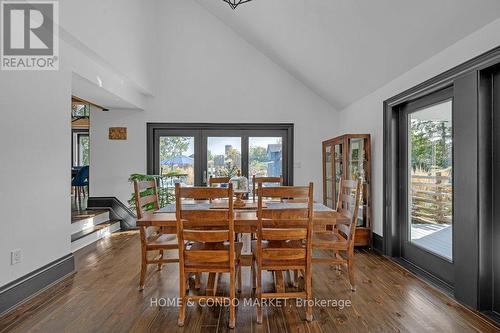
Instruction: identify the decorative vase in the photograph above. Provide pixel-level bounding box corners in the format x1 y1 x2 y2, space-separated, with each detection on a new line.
230 170 248 208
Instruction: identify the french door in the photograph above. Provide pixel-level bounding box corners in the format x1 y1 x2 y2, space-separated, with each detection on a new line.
147 124 292 187
398 88 454 285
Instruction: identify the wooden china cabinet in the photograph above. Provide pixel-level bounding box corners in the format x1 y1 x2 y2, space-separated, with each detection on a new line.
322 134 372 246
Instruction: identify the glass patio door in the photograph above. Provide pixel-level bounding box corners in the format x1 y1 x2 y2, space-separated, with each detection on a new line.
149 124 292 188
399 88 454 285
200 130 287 187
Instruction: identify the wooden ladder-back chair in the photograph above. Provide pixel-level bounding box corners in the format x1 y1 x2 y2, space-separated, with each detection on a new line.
208 176 231 202
175 183 242 329
209 176 230 187
253 183 314 323
134 180 179 291
312 178 361 291
252 175 283 202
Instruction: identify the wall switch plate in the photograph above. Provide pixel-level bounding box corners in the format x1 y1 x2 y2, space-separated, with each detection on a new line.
11 249 22 265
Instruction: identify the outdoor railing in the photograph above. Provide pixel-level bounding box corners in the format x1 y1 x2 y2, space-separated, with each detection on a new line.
411 172 452 225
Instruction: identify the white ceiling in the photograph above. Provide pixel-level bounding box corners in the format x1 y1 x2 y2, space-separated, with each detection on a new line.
196 0 500 109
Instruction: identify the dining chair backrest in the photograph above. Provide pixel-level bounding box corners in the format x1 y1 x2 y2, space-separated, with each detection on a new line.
72 165 89 186
134 179 161 242
208 176 231 187
175 183 235 265
335 178 362 245
134 180 160 219
208 176 230 203
252 175 283 201
257 183 314 262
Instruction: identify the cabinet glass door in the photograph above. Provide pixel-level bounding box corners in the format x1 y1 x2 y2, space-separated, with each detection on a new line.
324 144 334 208
348 138 366 226
334 142 343 208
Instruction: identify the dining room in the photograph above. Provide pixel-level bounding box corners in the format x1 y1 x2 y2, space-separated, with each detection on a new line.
3 0 500 332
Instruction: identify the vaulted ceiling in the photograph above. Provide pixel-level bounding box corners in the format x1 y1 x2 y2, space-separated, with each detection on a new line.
195 0 500 109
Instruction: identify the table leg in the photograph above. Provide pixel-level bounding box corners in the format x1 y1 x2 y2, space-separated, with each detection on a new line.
274 270 285 293
206 272 218 296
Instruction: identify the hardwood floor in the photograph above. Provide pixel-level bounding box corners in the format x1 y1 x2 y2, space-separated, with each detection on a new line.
1 231 498 333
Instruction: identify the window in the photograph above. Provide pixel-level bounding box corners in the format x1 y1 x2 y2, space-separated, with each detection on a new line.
408 100 453 260
72 130 89 167
147 124 293 187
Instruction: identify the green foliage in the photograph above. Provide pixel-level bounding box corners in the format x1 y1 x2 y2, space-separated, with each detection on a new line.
128 174 174 211
249 146 267 162
410 120 452 171
160 137 191 163
219 162 239 178
226 147 240 164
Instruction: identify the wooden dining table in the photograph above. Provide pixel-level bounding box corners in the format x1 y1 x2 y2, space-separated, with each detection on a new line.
136 200 349 294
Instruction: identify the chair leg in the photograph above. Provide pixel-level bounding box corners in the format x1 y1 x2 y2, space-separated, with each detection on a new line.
157 250 164 271
305 266 313 322
237 261 242 294
256 267 262 324
229 267 236 329
292 269 299 288
251 257 256 290
194 272 201 290
139 249 147 291
348 253 355 291
178 268 186 327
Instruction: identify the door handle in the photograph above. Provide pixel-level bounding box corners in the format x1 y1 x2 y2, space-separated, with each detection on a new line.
203 170 207 184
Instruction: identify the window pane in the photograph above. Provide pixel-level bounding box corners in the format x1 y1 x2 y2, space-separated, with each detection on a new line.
408 100 453 261
78 135 89 166
207 137 241 178
159 136 195 186
249 137 282 187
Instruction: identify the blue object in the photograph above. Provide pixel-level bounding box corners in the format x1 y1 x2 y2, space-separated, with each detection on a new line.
72 165 89 186
161 155 194 166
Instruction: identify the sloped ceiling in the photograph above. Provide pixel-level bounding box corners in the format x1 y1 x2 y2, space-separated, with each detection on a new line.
195 0 500 109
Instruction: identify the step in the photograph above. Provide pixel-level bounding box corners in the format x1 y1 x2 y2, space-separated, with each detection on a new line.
71 210 110 234
71 220 121 252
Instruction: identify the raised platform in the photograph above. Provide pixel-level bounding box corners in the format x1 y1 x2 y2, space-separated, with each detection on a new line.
70 209 120 252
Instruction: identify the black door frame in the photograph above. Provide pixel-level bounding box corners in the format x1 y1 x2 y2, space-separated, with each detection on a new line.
147 123 294 186
384 45 500 311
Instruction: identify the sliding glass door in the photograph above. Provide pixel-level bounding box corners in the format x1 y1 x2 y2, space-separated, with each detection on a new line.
399 88 454 284
148 124 293 187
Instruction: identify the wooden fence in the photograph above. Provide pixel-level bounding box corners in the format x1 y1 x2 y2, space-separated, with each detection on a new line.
411 171 452 225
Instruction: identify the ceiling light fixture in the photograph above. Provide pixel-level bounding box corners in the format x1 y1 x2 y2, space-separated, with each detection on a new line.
222 0 253 10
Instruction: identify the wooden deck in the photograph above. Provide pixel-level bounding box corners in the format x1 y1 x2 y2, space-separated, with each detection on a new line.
1 231 497 333
411 223 452 260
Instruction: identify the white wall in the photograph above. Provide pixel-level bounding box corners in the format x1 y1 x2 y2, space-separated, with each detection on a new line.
90 0 339 205
0 70 72 286
0 0 158 287
339 17 500 236
60 0 158 95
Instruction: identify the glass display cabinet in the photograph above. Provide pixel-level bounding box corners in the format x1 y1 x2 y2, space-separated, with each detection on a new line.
322 134 372 246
